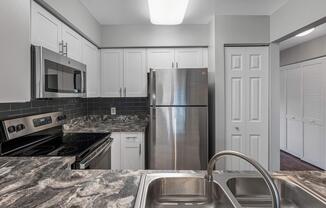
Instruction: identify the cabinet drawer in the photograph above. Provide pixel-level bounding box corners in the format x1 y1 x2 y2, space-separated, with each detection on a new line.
122 133 141 145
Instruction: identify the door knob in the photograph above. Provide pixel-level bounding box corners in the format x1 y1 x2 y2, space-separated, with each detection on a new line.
235 127 240 131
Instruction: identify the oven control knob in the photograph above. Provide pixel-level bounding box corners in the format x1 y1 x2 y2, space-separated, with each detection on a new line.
16 124 25 132
7 126 16 133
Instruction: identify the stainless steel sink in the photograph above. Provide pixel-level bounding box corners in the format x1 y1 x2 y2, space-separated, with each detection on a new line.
134 172 326 208
134 173 236 208
226 175 326 208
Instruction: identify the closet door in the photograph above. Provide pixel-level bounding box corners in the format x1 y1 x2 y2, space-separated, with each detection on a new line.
286 65 303 158
302 59 325 167
280 69 287 150
225 47 269 170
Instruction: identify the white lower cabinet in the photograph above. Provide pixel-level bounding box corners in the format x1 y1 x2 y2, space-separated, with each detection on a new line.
110 132 144 170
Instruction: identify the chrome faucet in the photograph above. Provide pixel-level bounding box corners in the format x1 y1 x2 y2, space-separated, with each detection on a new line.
206 150 281 208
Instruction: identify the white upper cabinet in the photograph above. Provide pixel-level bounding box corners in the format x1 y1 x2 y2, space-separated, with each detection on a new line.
101 49 124 97
31 1 62 53
82 40 100 97
175 48 203 68
61 25 83 62
101 49 147 98
32 2 84 63
124 49 147 97
0 0 31 103
147 48 175 71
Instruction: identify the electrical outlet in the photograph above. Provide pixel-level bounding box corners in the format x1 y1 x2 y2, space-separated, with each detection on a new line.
110 107 116 115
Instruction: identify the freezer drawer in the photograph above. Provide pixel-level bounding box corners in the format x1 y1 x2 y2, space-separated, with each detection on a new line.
149 106 208 170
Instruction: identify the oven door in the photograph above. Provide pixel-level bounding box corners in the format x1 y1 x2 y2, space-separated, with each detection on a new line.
32 45 86 98
79 138 112 170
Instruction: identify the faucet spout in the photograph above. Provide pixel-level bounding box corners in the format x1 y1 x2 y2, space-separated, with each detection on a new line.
206 150 280 208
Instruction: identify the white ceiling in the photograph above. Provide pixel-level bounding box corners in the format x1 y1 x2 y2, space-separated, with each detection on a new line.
280 24 326 50
80 0 288 25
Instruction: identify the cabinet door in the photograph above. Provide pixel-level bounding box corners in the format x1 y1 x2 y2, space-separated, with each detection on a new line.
121 132 144 169
61 24 83 62
110 133 121 170
303 123 323 167
124 49 147 97
147 48 175 71
175 48 203 68
31 1 62 53
82 40 100 97
101 49 124 97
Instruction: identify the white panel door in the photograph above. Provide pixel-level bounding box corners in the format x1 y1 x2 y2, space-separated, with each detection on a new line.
82 40 100 97
101 49 124 97
175 48 203 68
302 59 325 167
110 133 121 170
31 1 62 53
124 49 147 97
286 65 302 119
121 133 144 169
61 24 83 62
147 48 175 71
280 70 287 150
225 47 269 170
287 118 303 157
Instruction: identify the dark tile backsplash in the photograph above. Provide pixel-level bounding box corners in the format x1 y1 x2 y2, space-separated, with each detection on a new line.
0 97 148 120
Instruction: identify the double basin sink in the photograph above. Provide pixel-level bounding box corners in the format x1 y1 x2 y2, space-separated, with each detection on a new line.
134 172 326 208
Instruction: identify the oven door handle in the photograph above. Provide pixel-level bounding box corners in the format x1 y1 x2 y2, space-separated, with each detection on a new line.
79 137 113 169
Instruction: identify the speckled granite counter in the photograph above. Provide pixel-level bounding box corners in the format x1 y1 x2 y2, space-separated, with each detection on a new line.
63 114 148 133
0 157 325 208
0 157 141 208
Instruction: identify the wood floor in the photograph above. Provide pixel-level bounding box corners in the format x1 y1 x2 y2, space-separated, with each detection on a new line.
280 151 323 171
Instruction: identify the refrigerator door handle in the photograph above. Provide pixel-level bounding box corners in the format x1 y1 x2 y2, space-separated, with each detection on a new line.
150 107 156 146
150 69 156 108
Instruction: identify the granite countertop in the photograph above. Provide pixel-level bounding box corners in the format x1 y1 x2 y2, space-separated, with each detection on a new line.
0 157 325 208
63 114 149 133
0 157 141 208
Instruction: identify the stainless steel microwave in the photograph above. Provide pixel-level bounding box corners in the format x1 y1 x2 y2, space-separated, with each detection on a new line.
31 45 86 99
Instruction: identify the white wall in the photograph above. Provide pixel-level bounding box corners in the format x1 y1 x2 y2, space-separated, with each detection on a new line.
0 0 31 102
213 15 271 169
41 0 102 45
271 0 326 42
280 35 326 66
101 24 209 47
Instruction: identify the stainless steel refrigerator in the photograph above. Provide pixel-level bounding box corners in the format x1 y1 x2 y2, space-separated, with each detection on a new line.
149 68 208 170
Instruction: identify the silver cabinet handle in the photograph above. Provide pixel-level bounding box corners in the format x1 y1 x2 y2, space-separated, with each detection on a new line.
124 87 126 97
119 88 122 97
139 143 141 155
176 62 179 68
63 42 68 56
235 127 240 131
59 40 64 55
172 62 174 68
126 136 137 140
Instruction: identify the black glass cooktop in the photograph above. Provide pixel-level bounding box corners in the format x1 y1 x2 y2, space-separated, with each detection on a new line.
4 133 110 159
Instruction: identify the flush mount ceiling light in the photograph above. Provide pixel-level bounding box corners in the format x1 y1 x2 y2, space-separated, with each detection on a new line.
296 28 315 37
148 0 189 25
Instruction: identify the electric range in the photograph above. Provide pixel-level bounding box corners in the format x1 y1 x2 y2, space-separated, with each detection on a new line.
0 112 113 169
